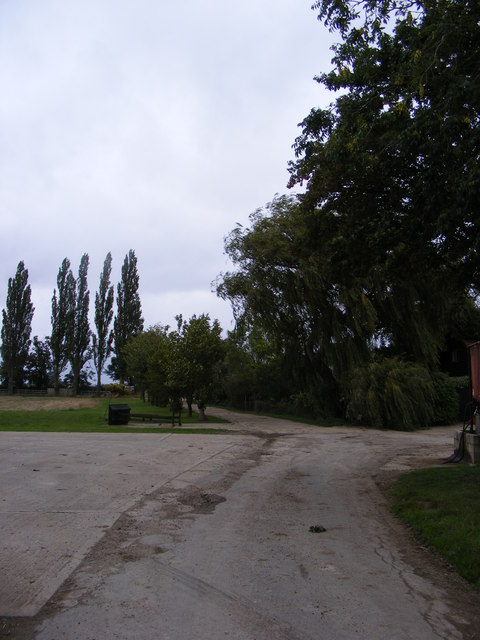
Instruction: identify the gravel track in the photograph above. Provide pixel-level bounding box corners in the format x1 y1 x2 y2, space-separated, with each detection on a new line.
1 409 478 639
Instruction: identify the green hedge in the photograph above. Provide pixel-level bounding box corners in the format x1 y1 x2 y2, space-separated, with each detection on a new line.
430 372 459 425
103 383 130 396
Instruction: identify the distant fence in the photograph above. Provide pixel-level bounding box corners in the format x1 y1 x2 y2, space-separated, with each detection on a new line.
0 389 48 396
0 388 99 397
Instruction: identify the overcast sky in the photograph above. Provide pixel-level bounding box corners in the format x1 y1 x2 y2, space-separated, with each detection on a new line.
0 0 335 343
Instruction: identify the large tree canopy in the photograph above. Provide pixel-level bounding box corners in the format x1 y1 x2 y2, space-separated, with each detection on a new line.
290 0 480 296
218 0 480 421
218 195 374 414
289 0 480 363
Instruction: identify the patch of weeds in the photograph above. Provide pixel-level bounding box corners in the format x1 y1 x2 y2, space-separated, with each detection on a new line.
309 525 326 533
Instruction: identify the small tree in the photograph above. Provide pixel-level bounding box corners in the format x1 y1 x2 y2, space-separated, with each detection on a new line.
1 261 34 393
50 258 75 395
69 254 91 396
124 326 165 401
177 314 224 420
110 250 144 383
25 337 52 390
92 252 114 395
124 324 185 412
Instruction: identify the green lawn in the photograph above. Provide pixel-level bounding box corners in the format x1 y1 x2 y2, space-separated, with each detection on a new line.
0 396 228 434
389 465 480 586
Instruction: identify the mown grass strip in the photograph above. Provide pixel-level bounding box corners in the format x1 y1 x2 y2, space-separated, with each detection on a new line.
0 397 228 434
389 465 480 586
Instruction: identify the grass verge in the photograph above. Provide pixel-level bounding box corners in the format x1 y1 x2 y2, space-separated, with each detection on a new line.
0 396 228 434
389 465 480 586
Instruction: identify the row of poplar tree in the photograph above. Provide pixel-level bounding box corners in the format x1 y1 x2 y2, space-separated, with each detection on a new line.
0 249 143 395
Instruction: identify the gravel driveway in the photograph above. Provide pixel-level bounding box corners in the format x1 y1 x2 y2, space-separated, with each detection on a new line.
1 409 478 639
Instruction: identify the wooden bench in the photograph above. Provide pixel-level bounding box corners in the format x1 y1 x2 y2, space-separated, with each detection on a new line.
129 412 182 426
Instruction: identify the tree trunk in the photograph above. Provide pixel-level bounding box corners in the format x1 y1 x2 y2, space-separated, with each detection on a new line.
72 369 79 397
7 367 14 395
96 357 103 397
197 402 207 421
53 367 61 396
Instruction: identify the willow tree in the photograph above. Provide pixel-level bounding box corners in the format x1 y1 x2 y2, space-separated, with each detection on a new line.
217 196 376 414
218 1 480 420
1 261 34 393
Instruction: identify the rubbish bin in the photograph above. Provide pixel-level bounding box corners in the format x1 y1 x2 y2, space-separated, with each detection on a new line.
108 403 131 425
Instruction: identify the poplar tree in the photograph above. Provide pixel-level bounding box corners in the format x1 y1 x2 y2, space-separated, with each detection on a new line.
92 252 114 394
110 250 144 383
50 258 75 395
1 261 34 393
69 253 91 395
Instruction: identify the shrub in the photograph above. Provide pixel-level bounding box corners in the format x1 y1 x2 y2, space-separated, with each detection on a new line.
103 383 130 396
452 375 470 391
430 372 460 425
346 358 436 429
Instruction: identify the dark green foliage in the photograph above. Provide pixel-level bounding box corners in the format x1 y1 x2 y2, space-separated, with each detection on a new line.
217 195 375 416
92 252 114 394
291 0 480 302
452 375 471 391
124 326 167 402
345 358 436 429
50 258 75 395
220 327 259 410
309 525 326 533
124 324 183 410
103 383 130 396
176 314 225 419
289 0 480 367
62 367 93 391
430 372 459 425
111 250 144 383
69 254 91 396
124 316 224 419
25 337 52 389
221 322 313 416
1 261 34 393
216 1 480 426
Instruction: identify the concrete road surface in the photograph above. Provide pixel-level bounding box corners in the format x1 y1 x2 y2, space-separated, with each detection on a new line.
0 410 478 639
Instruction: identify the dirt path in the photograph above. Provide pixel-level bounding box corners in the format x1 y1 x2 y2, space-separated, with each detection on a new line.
1 410 479 639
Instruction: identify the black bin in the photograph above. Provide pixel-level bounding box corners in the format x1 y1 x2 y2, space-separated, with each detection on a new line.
108 404 131 425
